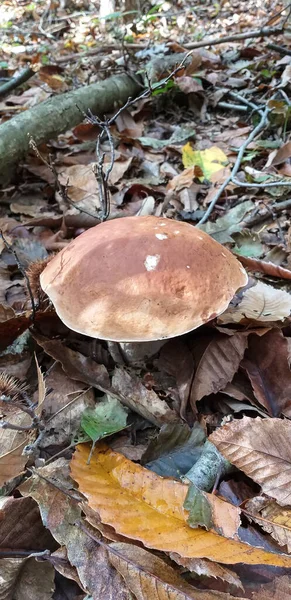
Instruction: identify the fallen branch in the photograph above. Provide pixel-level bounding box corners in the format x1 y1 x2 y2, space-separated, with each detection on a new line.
0 73 142 185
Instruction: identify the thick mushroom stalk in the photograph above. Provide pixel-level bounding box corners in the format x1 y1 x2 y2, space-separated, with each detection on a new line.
40 216 248 364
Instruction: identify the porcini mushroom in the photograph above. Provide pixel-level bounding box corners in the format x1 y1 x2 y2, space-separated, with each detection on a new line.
40 216 248 363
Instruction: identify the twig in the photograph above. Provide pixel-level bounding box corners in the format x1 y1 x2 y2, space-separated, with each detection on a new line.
85 51 193 220
0 230 36 321
217 102 248 112
183 26 284 50
0 67 35 99
227 91 264 116
267 42 291 56
197 106 271 225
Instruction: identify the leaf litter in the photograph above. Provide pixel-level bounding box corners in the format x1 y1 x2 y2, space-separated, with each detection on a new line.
2 1 291 598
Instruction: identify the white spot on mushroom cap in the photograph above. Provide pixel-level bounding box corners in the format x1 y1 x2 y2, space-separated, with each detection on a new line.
186 265 190 269
155 233 168 240
174 230 180 234
221 252 227 257
197 235 203 240
144 255 160 271
159 222 166 226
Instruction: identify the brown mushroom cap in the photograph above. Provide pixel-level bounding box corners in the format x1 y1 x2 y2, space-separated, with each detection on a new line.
40 216 248 342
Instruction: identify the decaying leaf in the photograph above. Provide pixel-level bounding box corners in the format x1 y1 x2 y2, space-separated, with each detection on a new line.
0 557 55 600
190 333 248 407
184 484 241 539
169 554 244 592
245 496 291 552
219 281 291 324
198 201 253 244
252 575 291 600
210 416 291 506
112 367 179 426
70 443 291 566
108 542 244 600
182 144 228 182
242 330 291 417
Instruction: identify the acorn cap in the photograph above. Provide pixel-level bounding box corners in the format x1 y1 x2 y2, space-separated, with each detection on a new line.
40 216 248 342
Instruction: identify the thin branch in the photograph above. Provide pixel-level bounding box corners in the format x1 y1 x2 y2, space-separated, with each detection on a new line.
183 26 284 50
0 67 35 99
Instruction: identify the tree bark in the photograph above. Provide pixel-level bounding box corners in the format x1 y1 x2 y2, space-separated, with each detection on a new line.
0 73 142 184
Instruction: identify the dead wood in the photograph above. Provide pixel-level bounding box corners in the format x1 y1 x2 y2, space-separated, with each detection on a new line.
0 73 142 185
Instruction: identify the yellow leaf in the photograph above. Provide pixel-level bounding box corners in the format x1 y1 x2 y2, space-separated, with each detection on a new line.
182 144 228 181
70 444 291 566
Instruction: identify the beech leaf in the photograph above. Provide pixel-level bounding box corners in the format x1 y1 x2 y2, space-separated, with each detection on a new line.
210 416 291 506
70 443 291 566
219 281 291 324
108 542 244 600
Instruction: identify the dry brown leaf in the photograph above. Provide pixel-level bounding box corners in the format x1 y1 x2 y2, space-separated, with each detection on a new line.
70 443 291 566
35 353 46 415
218 282 291 324
190 333 248 407
252 575 291 600
109 542 244 600
169 554 243 592
237 255 291 281
0 496 55 550
0 557 55 600
166 167 195 192
242 330 291 417
20 459 130 599
210 416 291 506
112 367 179 426
245 496 291 552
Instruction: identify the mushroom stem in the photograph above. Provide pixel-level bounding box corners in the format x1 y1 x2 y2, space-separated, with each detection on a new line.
108 340 166 366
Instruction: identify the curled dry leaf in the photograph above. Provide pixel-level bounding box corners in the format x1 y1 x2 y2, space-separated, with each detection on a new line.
0 557 55 600
112 367 179 426
245 496 291 552
169 554 244 593
70 443 291 566
108 542 244 600
210 416 291 506
218 281 291 324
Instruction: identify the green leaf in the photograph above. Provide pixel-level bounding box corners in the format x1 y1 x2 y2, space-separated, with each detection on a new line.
182 144 228 181
184 483 213 530
80 397 128 463
198 200 253 243
232 230 264 258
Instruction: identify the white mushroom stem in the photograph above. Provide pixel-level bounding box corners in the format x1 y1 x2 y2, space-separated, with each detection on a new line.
108 340 166 366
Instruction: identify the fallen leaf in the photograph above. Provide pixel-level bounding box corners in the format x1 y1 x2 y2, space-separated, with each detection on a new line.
169 554 243 592
175 75 204 94
0 557 55 600
142 423 205 478
245 496 291 552
166 166 195 192
71 443 291 565
185 484 241 539
182 144 228 181
20 459 130 599
108 542 244 600
210 416 291 506
242 330 291 417
190 333 248 407
235 256 291 280
0 496 56 550
218 282 291 324
158 339 195 418
252 575 291 600
232 230 264 258
199 201 253 243
112 367 179 426
80 397 128 459
265 141 291 168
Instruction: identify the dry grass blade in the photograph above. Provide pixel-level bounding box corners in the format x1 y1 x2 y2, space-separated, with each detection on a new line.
210 416 291 506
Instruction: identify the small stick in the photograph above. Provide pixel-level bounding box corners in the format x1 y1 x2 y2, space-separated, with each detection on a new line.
183 26 284 50
267 42 291 56
0 67 35 98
